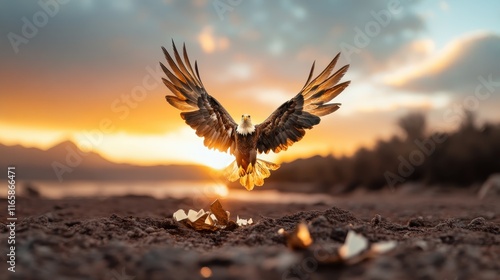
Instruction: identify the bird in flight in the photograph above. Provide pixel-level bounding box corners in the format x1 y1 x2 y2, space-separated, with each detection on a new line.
161 41 350 190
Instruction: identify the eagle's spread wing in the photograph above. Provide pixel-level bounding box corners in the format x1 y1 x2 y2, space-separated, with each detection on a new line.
256 53 349 154
161 41 237 152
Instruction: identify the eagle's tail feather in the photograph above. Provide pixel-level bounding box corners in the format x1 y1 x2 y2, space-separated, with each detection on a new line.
223 160 240 182
223 159 280 191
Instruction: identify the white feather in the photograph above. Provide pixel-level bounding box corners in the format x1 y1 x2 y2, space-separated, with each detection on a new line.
237 115 255 135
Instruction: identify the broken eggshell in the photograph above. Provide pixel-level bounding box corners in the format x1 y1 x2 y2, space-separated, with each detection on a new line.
210 199 229 226
172 199 251 231
236 215 253 226
173 209 188 221
338 230 397 263
339 230 369 260
173 209 218 231
370 240 397 254
279 222 313 250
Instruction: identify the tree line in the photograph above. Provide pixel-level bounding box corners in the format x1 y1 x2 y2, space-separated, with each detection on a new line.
270 111 500 191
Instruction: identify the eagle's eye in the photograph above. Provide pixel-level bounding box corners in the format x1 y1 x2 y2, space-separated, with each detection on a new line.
242 115 244 118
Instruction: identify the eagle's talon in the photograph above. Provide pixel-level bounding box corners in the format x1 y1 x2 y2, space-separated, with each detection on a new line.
246 164 253 174
238 166 246 177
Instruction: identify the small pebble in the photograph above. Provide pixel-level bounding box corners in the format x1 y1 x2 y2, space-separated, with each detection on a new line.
468 217 485 227
407 216 425 227
371 214 382 227
44 212 55 222
310 215 328 227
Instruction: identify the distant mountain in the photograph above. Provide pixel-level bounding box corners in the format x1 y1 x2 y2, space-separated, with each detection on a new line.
0 141 213 181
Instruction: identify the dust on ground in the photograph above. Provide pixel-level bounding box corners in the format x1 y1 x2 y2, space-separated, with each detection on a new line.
1 189 499 279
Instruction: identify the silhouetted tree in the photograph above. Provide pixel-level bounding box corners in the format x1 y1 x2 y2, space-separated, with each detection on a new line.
459 109 477 132
270 110 500 192
398 112 427 141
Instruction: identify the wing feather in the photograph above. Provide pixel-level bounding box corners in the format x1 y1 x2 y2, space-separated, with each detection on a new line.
310 81 350 105
301 53 341 98
256 53 349 154
162 46 188 84
171 41 194 83
300 61 316 90
162 42 237 153
310 103 341 117
162 78 186 100
165 96 197 111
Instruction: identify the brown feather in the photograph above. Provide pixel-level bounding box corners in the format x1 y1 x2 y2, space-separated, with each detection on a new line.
310 66 350 99
165 96 196 111
311 81 351 104
162 42 237 153
302 53 341 98
311 104 341 116
256 53 349 154
171 40 195 87
300 61 316 91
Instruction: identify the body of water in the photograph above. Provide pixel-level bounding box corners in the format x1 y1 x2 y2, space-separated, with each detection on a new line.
10 180 335 204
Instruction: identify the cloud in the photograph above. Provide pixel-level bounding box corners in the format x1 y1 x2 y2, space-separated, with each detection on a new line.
0 0 464 156
384 38 435 69
242 87 293 108
211 1 426 74
197 26 230 53
387 32 500 95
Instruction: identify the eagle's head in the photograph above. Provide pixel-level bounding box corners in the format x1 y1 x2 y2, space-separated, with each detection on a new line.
237 114 255 135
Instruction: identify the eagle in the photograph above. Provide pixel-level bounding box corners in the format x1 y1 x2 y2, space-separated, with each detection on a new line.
161 41 350 191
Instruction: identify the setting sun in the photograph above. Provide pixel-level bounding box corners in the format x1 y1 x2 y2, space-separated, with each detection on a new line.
189 147 234 170
71 128 237 169
207 183 229 197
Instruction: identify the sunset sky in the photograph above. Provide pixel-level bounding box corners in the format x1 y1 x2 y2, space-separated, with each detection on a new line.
1 1 500 169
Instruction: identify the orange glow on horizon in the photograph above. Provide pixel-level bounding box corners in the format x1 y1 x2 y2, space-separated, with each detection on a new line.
71 128 240 169
206 183 229 197
1 41 403 165
0 122 385 168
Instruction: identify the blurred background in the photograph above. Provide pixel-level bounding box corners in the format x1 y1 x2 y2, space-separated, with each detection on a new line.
1 1 500 198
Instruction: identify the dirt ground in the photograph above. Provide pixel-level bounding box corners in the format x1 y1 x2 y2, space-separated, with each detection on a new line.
1 188 499 280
